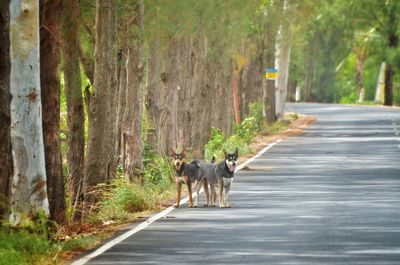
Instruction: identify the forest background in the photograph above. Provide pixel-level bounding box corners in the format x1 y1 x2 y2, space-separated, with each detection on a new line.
0 0 399 263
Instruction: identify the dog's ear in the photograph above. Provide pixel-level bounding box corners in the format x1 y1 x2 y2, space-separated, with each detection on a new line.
223 149 227 158
169 148 176 157
235 147 239 157
181 147 186 158
211 156 216 163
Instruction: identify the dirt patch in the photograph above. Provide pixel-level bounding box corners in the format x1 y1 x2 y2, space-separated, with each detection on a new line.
238 115 316 164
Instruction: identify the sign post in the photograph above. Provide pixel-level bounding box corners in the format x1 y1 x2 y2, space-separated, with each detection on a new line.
265 68 278 80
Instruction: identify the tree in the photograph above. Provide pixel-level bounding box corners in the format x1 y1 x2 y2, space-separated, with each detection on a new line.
122 0 145 180
9 0 49 225
0 0 12 223
83 0 118 204
40 0 66 224
61 0 85 220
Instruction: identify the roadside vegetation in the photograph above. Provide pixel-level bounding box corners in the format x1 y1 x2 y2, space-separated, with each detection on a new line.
1 0 399 264
0 102 300 265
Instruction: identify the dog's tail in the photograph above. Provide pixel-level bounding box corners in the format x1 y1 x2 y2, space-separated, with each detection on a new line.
191 160 201 167
210 156 216 164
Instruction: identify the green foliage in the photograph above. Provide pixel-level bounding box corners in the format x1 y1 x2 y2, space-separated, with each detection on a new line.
263 114 297 135
94 149 175 223
0 229 59 265
205 102 263 161
95 178 152 222
233 117 259 144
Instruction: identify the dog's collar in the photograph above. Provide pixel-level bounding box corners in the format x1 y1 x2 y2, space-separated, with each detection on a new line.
216 162 234 178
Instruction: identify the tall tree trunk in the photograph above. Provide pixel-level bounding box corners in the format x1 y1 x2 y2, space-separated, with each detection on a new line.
232 70 241 124
275 1 292 120
145 37 162 154
263 36 277 125
84 0 117 204
61 0 85 221
0 0 12 223
304 45 314 102
383 2 398 106
115 46 127 164
384 64 394 106
355 52 365 103
122 0 144 180
190 34 212 158
9 0 50 225
40 0 66 224
159 41 179 154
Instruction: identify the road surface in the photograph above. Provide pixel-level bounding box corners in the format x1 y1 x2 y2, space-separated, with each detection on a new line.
75 103 400 265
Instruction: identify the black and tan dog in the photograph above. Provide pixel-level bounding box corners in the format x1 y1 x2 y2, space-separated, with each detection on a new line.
171 149 210 208
200 148 238 208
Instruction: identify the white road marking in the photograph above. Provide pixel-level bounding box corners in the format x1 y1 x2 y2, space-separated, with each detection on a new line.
71 140 282 265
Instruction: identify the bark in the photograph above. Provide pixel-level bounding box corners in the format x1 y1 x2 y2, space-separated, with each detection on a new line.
232 70 241 124
177 37 192 150
115 46 127 164
145 37 162 154
384 64 394 106
355 52 365 103
40 0 66 224
0 0 12 223
61 0 85 221
9 0 50 225
84 0 117 204
190 34 212 158
275 2 292 119
304 45 314 102
159 40 179 154
383 2 398 106
263 35 277 125
122 0 144 180
79 42 94 85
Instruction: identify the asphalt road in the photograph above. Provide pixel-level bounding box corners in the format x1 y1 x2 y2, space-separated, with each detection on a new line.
78 103 400 265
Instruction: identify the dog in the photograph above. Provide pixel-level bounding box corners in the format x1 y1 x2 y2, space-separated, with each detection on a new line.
200 148 238 208
170 149 210 208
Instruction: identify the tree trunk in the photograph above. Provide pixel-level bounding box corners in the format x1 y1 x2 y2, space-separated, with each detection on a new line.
115 46 127 164
355 52 365 103
84 0 117 204
0 0 12 223
145 37 162 154
304 45 314 102
383 3 398 106
9 0 50 225
275 1 292 120
263 36 277 125
61 0 85 221
159 41 179 154
190 34 212 158
122 0 144 180
40 0 66 224
232 70 241 124
384 64 394 106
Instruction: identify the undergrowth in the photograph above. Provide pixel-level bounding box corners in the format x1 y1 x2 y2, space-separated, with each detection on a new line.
205 103 299 161
0 101 300 265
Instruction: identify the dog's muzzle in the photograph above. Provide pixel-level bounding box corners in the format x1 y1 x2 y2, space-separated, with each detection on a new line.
227 161 236 172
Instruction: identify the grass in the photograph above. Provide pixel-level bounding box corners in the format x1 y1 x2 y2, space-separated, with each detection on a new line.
0 104 301 265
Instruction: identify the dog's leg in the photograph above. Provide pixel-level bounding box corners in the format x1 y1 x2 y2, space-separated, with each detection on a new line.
219 184 224 208
203 179 210 207
174 181 182 208
187 181 194 208
194 180 202 208
224 183 231 208
209 184 216 207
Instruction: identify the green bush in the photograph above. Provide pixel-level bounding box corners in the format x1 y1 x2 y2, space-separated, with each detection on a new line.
0 229 59 265
233 116 259 144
